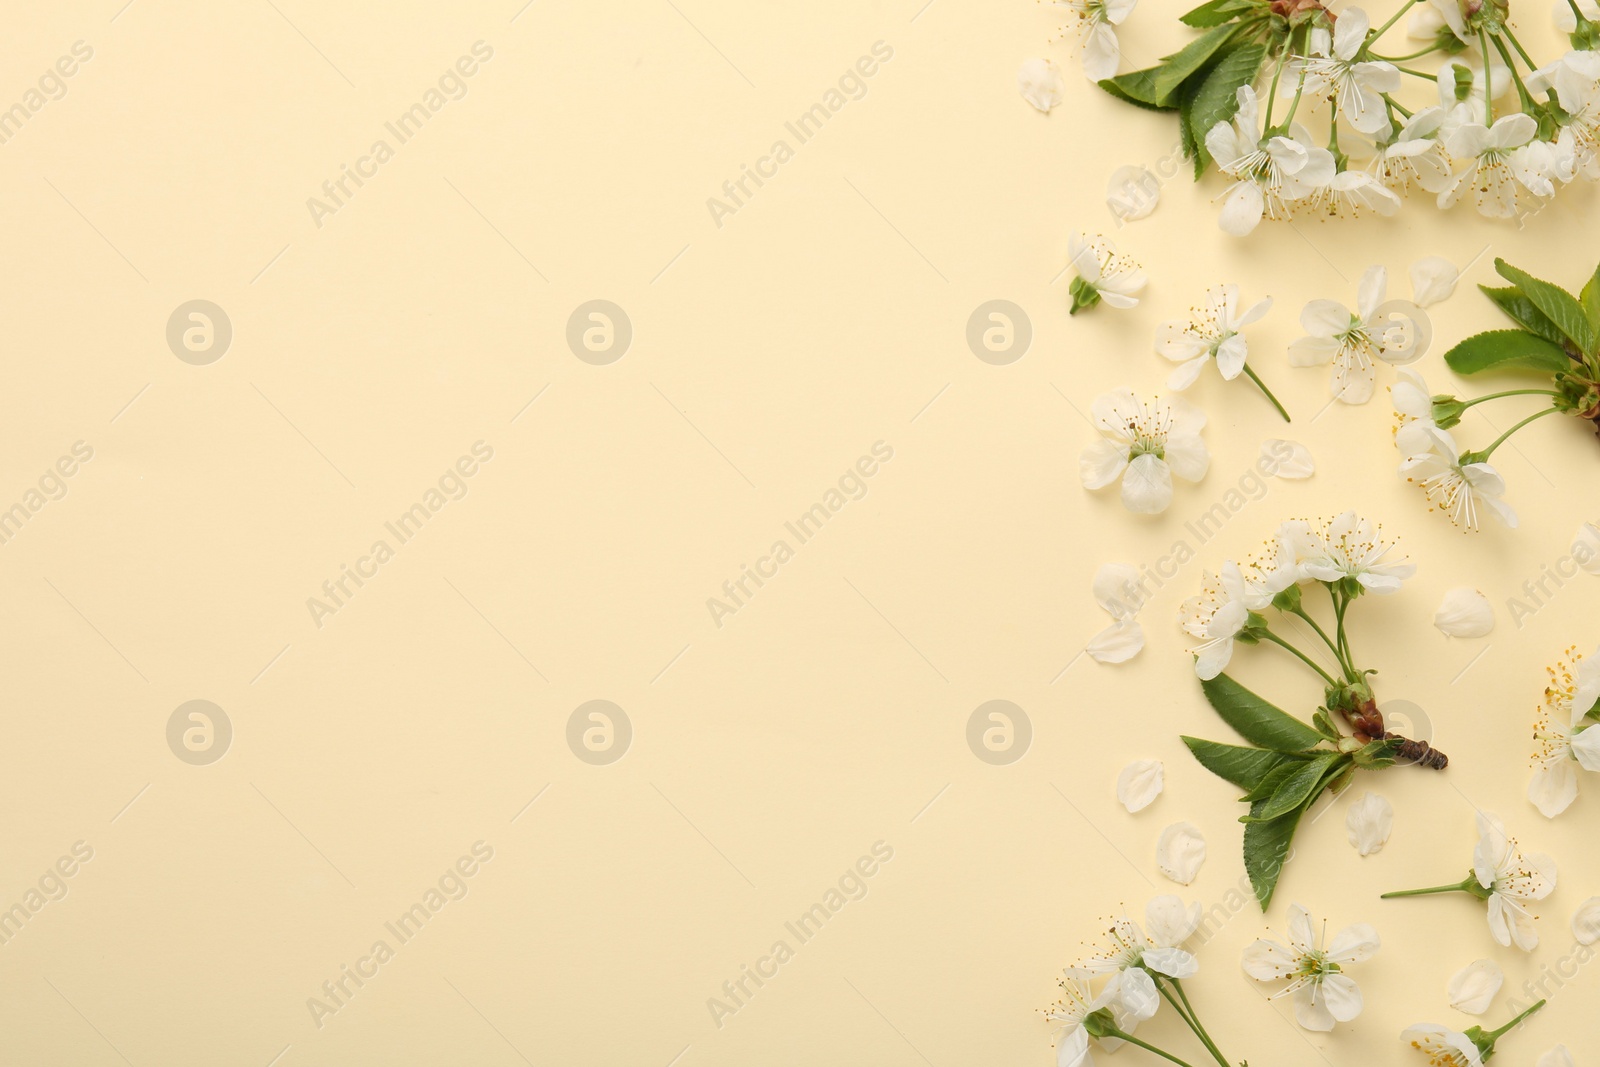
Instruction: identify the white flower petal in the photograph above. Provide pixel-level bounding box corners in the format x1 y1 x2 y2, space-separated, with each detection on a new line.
1447 959 1503 1015
1241 938 1298 981
1087 619 1145 664
1293 983 1337 1031
1122 453 1174 514
1092 562 1142 619
1572 897 1600 945
1263 439 1314 479
1410 255 1460 307
1320 971 1364 1023
1145 895 1202 946
1537 1046 1576 1067
1017 58 1066 112
1080 439 1129 490
1529 761 1579 818
1107 165 1159 221
1345 792 1393 856
1116 759 1164 813
1156 822 1206 884
1434 588 1494 638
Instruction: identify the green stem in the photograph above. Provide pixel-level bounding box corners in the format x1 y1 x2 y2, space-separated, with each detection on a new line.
1104 1027 1202 1067
1387 94 1414 119
1381 878 1474 898
1242 364 1291 422
1500 26 1540 71
1168 979 1232 1067
1490 35 1536 111
1463 389 1563 407
1479 406 1562 459
1332 588 1354 674
1373 44 1444 62
1486 999 1546 1040
1281 69 1308 130
1371 0 1423 39
1292 608 1352 678
1395 66 1438 81
1262 51 1288 130
1259 631 1340 687
1480 29 1494 124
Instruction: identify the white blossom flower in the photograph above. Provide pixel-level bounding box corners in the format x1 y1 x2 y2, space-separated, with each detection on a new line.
1286 510 1416 593
1178 561 1273 679
1555 0 1600 33
1446 959 1503 1015
1290 266 1412 404
1207 86 1337 235
1415 0 1474 40
1068 232 1147 311
1392 367 1440 428
1263 439 1315 478
1018 58 1067 111
1308 169 1404 218
1155 284 1273 389
1156 822 1206 884
1346 792 1393 855
1080 389 1208 514
1293 10 1400 135
1411 256 1460 306
1241 903 1378 1031
1067 895 1201 1029
1439 114 1553 218
1056 0 1137 82
1571 895 1600 945
1116 759 1163 812
1396 422 1517 531
1434 588 1494 638
1438 56 1513 134
1403 1023 1486 1066
1088 563 1146 663
1044 975 1115 1067
1377 107 1455 193
1528 646 1600 817
1473 812 1557 950
1529 51 1600 181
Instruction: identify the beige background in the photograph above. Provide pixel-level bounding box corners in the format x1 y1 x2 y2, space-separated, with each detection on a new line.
1 0 1597 1063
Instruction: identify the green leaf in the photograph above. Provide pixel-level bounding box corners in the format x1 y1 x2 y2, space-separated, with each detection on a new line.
1495 258 1596 354
1180 0 1255 26
1184 42 1264 175
1480 285 1570 349
1443 329 1572 376
1200 673 1328 752
1246 753 1343 822
1182 737 1294 790
1097 67 1178 111
1239 754 1308 802
1154 24 1241 98
1243 800 1302 909
1581 262 1600 339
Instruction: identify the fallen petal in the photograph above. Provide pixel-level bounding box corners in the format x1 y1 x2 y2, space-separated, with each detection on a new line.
1116 759 1164 813
1346 792 1393 856
1410 256 1460 307
1447 958 1503 1015
1106 165 1159 223
1537 1046 1575 1067
1088 619 1145 664
1263 439 1315 479
1573 896 1600 945
1157 822 1206 884
1434 588 1494 638
1016 58 1065 112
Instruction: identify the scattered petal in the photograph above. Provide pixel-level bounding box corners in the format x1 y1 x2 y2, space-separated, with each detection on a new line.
1093 563 1144 619
1434 588 1495 638
1538 1046 1575 1067
1346 792 1393 856
1410 256 1460 307
1116 760 1164 813
1106 165 1159 222
1017 58 1066 112
1572 896 1600 945
1446 959 1503 1015
1263 439 1315 479
1088 619 1145 663
1157 822 1206 884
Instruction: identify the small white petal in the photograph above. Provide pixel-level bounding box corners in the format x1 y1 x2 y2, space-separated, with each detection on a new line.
1263 439 1315 479
1447 959 1503 1015
1434 588 1495 638
1106 165 1159 222
1017 58 1066 112
1345 792 1393 856
1088 619 1145 663
1157 822 1206 884
1116 759 1164 813
1572 896 1600 945
1410 256 1460 307
1538 1046 1575 1067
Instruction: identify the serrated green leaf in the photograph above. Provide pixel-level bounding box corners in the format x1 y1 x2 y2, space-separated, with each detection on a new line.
1581 262 1600 338
1097 67 1179 111
1480 285 1570 349
1243 801 1301 909
1180 0 1256 26
1245 753 1342 822
1182 737 1293 790
1185 42 1263 175
1239 754 1308 803
1200 673 1328 752
1495 258 1596 354
1154 24 1241 98
1443 329 1572 376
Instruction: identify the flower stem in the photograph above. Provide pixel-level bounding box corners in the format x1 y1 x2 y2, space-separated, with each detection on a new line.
1370 0 1422 40
1463 389 1563 408
1500 26 1540 71
1104 1027 1203 1067
1486 999 1546 1040
1168 979 1233 1067
1395 65 1438 81
1381 877 1474 898
1479 406 1562 459
1480 29 1495 124
1263 51 1289 129
1373 44 1444 62
1490 35 1537 111
1281 69 1308 129
1331 587 1354 676
1242 364 1291 422
1259 631 1339 687
1291 607 1352 678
